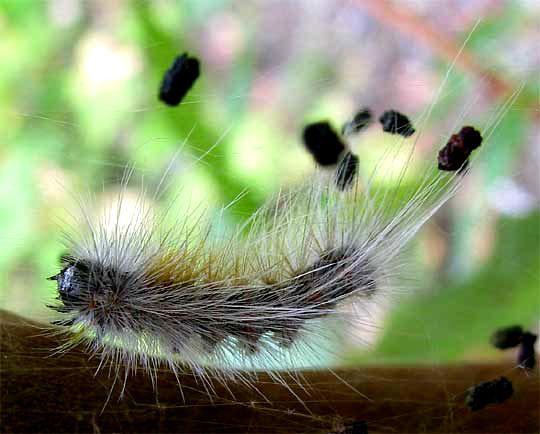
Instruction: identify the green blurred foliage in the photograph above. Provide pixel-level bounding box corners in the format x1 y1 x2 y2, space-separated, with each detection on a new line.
352 211 539 364
0 1 537 366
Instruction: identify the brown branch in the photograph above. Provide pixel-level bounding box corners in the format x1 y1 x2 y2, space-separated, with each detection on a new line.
1 309 538 433
352 0 513 100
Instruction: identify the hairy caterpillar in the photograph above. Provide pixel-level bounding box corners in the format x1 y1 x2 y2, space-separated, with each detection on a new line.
42 18 522 394
1 2 537 432
45 104 502 391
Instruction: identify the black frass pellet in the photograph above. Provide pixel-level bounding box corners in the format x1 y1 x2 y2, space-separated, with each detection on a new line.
465 377 513 411
342 109 372 136
379 110 415 137
438 126 482 172
335 152 359 190
518 332 537 369
303 121 346 166
159 53 200 106
490 325 524 349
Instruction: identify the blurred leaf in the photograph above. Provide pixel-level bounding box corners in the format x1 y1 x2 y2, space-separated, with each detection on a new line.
366 211 540 363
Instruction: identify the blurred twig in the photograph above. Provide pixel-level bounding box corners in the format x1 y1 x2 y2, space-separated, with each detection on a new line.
352 0 513 100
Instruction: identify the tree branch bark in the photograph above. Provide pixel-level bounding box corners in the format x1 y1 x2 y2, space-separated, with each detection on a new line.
1 309 538 433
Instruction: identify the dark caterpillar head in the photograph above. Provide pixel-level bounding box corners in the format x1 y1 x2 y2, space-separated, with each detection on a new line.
47 255 135 328
48 257 92 312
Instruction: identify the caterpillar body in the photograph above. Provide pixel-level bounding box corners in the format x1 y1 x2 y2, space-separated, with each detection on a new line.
47 134 472 386
45 68 511 391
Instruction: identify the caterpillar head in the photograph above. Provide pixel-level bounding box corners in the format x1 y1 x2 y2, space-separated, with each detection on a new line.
48 255 132 330
48 256 93 311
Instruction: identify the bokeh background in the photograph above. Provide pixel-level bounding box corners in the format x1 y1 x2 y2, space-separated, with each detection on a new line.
1 0 538 366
